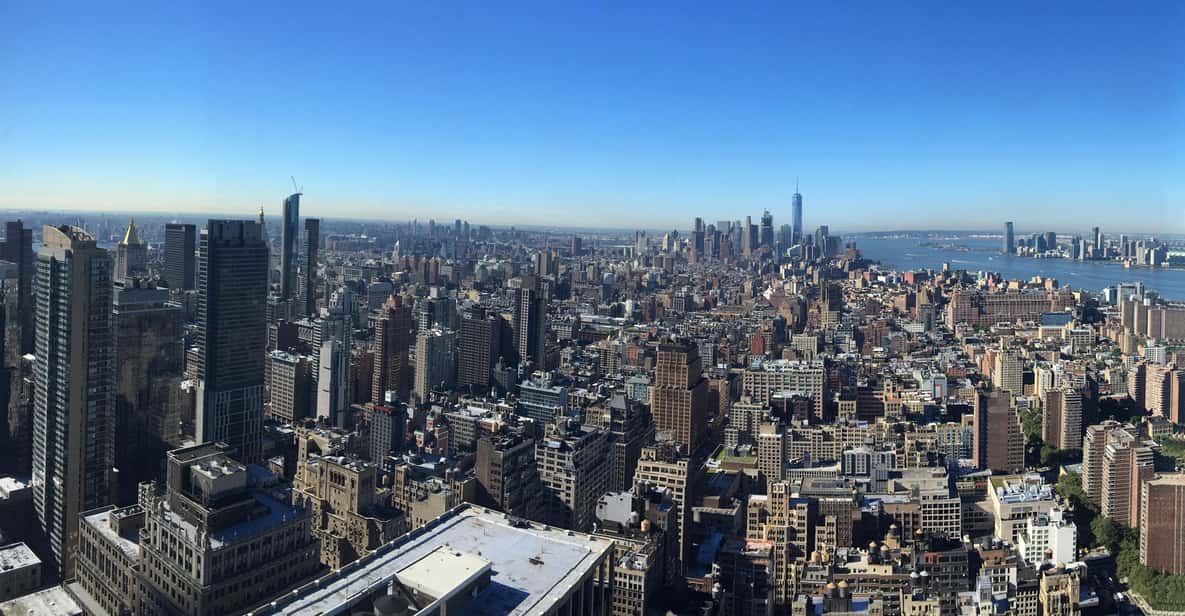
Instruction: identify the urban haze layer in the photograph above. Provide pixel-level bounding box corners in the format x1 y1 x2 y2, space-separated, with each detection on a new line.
0 193 1184 616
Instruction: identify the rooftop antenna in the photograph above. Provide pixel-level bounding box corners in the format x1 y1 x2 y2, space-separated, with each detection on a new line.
291 176 302 195
796 177 800 193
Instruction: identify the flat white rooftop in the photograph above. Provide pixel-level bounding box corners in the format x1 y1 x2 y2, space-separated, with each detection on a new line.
250 504 611 616
0 586 82 616
0 543 39 572
397 545 490 603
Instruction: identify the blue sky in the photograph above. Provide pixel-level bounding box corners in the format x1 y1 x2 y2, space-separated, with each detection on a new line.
1 2 1182 232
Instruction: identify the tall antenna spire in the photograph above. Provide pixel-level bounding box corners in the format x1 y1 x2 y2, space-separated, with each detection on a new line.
796 176 800 193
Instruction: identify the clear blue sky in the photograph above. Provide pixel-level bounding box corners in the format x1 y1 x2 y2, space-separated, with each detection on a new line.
1 2 1182 232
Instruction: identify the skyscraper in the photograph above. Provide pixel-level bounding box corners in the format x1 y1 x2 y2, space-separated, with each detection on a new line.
759 210 774 249
414 328 456 403
511 276 546 368
372 294 414 404
113 281 183 505
0 221 33 354
33 225 115 579
164 223 196 290
280 192 301 301
194 220 269 463
651 340 709 455
1004 221 1015 254
973 390 1023 472
113 219 147 283
316 339 350 427
457 305 502 393
791 184 803 245
302 218 320 317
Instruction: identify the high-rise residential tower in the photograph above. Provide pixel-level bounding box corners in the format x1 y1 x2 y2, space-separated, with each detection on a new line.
511 276 546 368
1004 221 1015 254
280 192 301 301
194 220 269 463
301 218 319 317
164 223 196 290
32 225 115 579
372 295 414 404
413 328 456 403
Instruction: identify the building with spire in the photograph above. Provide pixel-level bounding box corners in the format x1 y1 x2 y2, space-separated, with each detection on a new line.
114 218 147 283
792 180 804 245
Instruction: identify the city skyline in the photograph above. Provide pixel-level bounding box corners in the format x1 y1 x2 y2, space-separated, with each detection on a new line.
2 2 1183 232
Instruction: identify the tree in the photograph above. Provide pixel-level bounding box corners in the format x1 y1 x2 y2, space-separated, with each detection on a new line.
1091 515 1120 552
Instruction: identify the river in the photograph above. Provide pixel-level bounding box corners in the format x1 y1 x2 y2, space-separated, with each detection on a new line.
850 236 1185 301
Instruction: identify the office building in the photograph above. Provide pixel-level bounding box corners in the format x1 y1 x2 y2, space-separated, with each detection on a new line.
246 504 613 616
194 220 269 463
973 391 1023 472
511 276 547 368
292 427 406 569
944 289 1075 327
316 339 351 427
280 191 301 301
517 377 569 425
457 305 502 393
0 220 34 353
585 391 655 493
1004 221 1014 254
413 328 456 403
0 542 40 602
164 223 196 290
137 443 320 614
651 341 709 454
113 218 147 283
633 442 695 572
301 217 319 317
368 403 406 463
33 225 115 579
535 418 611 531
742 359 827 422
268 350 312 423
75 504 143 615
475 431 545 520
371 294 414 404
113 282 184 504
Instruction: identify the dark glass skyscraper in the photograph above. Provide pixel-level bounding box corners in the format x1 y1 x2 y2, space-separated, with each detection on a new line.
759 209 774 249
33 225 115 579
164 223 196 290
1004 221 1015 254
302 217 319 317
0 220 34 353
280 192 301 301
195 220 269 463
